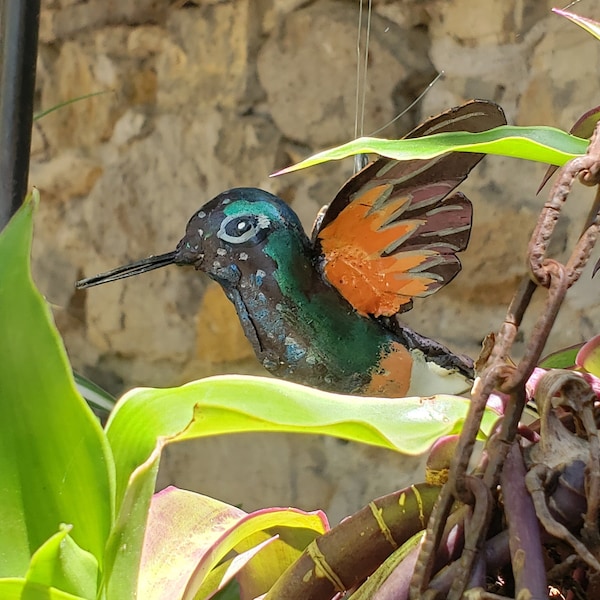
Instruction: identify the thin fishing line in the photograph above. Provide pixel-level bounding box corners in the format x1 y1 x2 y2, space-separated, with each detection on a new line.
353 4 441 171
354 0 372 173
359 0 373 139
354 0 364 141
369 70 445 136
562 0 583 10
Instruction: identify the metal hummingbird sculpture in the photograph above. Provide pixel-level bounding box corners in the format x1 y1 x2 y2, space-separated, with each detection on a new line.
77 100 506 397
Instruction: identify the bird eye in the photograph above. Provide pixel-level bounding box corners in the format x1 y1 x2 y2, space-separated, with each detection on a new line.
217 214 269 245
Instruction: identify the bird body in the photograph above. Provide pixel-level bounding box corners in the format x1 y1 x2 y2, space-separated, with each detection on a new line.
77 100 507 397
175 189 470 396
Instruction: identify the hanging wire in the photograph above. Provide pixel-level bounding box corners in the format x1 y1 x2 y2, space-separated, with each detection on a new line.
353 0 372 174
352 2 442 174
369 71 445 136
358 0 373 139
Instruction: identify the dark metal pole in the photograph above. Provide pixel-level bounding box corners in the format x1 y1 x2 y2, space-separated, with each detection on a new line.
0 0 41 231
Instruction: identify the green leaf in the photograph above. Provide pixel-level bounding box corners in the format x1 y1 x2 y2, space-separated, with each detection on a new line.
212 579 240 600
0 579 87 600
539 344 583 370
103 376 496 599
107 376 498 508
190 505 327 600
272 126 588 175
197 538 273 600
25 526 98 600
0 193 114 576
553 8 600 42
102 438 161 600
536 105 600 193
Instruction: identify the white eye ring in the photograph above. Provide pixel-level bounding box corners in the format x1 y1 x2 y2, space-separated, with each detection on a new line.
217 214 270 244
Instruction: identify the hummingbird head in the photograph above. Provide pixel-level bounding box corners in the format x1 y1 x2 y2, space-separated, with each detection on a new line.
174 187 310 289
76 188 308 289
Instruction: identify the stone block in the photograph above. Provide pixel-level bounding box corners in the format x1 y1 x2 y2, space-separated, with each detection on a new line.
29 151 103 201
157 0 261 111
258 0 433 147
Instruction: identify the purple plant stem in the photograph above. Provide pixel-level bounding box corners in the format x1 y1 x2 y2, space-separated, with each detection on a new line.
500 441 548 598
468 553 487 590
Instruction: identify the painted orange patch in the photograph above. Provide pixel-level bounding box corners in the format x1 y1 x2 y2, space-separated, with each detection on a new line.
365 342 413 397
319 184 436 317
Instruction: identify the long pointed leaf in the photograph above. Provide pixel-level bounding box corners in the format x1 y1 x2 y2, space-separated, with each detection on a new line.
0 194 114 575
273 126 587 175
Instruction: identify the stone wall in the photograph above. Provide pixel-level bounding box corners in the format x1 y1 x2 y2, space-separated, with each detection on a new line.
31 0 600 521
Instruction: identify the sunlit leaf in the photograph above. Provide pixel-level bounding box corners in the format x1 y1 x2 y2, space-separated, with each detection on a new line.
189 506 327 600
138 487 246 600
0 579 87 600
25 526 97 600
102 376 496 597
110 484 327 600
107 376 498 508
190 537 273 600
537 105 600 192
272 126 587 175
0 193 114 577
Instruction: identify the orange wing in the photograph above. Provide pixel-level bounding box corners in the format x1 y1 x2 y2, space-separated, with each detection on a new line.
315 100 507 317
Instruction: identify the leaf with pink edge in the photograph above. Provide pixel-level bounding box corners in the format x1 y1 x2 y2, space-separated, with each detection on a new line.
576 334 600 377
137 486 328 600
553 8 600 42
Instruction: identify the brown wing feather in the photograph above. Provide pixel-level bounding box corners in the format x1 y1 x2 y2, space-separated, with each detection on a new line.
315 100 506 317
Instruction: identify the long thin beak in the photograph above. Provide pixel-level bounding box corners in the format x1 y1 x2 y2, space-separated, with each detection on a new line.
76 251 178 289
